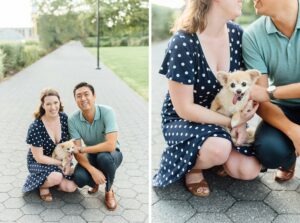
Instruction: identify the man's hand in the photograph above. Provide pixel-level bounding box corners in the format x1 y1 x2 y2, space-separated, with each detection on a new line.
231 124 248 146
89 166 106 185
250 85 269 102
287 124 300 156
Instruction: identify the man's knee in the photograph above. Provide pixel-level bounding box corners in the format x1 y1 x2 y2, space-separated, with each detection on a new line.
96 153 115 170
73 166 92 188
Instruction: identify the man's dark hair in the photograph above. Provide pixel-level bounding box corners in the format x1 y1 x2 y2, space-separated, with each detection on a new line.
73 82 95 96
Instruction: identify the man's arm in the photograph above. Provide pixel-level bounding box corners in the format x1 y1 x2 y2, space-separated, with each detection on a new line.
251 83 300 102
80 132 118 154
256 75 299 139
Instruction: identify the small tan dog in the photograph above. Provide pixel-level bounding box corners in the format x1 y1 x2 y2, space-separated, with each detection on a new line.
52 139 75 174
210 69 261 145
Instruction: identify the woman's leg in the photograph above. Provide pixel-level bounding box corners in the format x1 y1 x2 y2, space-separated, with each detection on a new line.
58 179 77 192
224 149 261 180
186 137 232 191
39 172 63 196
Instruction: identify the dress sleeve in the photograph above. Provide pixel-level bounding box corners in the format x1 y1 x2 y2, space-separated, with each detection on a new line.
159 33 196 85
26 121 44 147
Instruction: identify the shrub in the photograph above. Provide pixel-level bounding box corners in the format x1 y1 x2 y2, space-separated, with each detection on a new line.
20 45 43 67
0 49 5 80
0 43 23 74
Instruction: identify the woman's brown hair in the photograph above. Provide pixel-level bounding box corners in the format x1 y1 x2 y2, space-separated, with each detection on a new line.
34 88 64 119
171 0 213 34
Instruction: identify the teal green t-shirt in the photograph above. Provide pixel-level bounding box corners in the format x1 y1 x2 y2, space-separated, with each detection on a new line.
242 2 300 106
68 104 120 148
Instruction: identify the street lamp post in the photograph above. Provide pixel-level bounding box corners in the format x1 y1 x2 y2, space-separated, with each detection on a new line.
96 0 101 70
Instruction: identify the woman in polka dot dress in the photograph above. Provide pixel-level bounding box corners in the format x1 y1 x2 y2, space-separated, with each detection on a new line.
23 89 77 201
153 0 261 196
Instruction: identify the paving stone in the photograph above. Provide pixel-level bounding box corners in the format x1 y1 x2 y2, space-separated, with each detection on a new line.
114 180 134 189
119 198 142 209
140 203 148 214
136 193 148 204
152 200 196 223
40 209 64 221
226 201 276 223
8 187 23 198
4 197 26 208
103 216 128 223
0 183 13 192
0 193 9 202
117 188 138 199
186 213 232 223
59 215 86 223
0 208 23 221
80 197 102 209
17 215 43 223
273 214 300 223
123 210 147 222
260 172 300 190
81 209 105 222
153 181 192 201
23 192 42 203
61 204 84 215
42 197 65 209
188 189 236 212
227 179 270 201
265 191 300 214
21 203 45 214
129 176 148 185
61 191 84 203
1 176 16 184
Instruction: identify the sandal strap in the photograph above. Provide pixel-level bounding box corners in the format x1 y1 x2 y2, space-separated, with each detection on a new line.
188 169 202 174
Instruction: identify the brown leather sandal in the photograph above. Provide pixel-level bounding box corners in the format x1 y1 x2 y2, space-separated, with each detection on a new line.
40 188 53 202
185 169 210 197
275 162 296 182
88 184 99 194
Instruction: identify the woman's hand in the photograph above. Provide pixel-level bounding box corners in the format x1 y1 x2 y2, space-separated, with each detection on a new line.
231 124 248 146
73 146 84 154
231 100 259 128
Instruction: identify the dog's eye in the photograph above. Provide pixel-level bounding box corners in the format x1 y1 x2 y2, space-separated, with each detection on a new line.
230 83 235 88
241 82 247 87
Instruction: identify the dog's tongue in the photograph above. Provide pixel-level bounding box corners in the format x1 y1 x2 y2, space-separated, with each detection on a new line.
232 94 239 105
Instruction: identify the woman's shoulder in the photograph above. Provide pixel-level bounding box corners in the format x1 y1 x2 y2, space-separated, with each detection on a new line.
28 119 42 131
168 31 198 48
59 112 68 119
227 21 243 34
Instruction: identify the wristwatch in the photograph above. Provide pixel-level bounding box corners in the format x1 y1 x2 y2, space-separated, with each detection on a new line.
267 86 277 100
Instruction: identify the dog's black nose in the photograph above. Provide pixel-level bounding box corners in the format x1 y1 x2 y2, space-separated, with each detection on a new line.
236 89 242 94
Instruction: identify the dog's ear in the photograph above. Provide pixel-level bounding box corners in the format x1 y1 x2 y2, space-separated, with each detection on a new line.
216 71 229 85
246 69 261 82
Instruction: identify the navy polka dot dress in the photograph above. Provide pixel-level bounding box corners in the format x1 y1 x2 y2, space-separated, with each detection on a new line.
23 112 72 193
153 22 255 188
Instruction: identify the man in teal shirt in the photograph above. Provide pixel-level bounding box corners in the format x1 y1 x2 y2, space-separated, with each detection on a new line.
68 82 123 211
243 0 300 181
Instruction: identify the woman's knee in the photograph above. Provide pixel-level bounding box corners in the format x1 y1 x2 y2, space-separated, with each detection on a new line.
201 137 232 165
47 172 63 185
226 155 260 180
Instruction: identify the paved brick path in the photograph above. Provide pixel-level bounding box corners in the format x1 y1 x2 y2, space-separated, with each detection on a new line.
151 41 300 223
0 41 148 222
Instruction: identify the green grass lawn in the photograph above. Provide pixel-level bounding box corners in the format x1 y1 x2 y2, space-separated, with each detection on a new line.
88 46 148 100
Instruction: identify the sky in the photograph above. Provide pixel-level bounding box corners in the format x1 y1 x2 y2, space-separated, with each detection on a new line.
151 0 185 9
0 0 32 28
